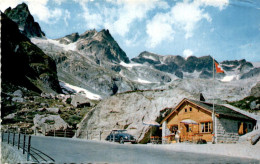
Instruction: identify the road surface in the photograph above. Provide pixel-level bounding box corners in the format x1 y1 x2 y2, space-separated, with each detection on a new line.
29 136 259 163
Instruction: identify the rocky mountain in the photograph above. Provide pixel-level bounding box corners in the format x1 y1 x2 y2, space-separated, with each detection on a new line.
57 29 130 65
131 51 256 80
1 12 61 94
32 30 259 97
32 29 175 97
4 3 45 38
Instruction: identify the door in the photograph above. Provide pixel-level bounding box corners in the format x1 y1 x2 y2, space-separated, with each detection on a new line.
180 123 188 142
180 123 194 142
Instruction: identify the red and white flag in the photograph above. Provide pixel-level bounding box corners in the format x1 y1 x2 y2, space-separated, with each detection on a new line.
214 62 224 73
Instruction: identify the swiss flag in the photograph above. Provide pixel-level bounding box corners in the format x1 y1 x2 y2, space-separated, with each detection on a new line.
215 62 224 73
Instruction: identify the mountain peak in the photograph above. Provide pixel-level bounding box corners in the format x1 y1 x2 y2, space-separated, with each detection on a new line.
4 2 45 38
79 29 97 39
17 2 30 11
57 32 80 44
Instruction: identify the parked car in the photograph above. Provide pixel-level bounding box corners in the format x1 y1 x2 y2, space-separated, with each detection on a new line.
105 130 137 144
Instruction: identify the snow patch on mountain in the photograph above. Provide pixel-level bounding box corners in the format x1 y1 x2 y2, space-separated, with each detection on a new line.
221 75 238 82
135 78 153 84
31 38 77 51
59 81 102 100
143 55 157 61
120 62 143 68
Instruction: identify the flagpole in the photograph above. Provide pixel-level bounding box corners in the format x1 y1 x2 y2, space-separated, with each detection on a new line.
212 56 216 144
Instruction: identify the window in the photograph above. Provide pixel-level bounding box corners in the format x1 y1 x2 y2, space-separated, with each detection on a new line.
185 124 189 132
201 122 212 133
190 107 192 112
185 109 187 112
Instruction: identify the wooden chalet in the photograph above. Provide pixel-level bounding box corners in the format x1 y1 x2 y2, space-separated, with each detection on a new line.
161 98 256 143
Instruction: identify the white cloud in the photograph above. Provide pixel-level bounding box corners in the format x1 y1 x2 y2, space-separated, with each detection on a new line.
146 13 174 48
171 1 212 39
76 0 169 37
64 9 71 26
0 0 21 11
183 49 193 58
54 0 66 5
196 0 229 10
80 3 103 29
0 0 63 24
145 0 213 47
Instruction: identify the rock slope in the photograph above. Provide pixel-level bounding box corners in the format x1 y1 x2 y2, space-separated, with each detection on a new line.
76 88 203 143
1 12 61 94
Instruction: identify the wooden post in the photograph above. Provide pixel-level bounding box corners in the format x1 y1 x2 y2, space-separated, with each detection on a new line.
12 132 15 146
99 131 102 141
64 130 66 138
87 131 88 140
23 135 26 154
54 128 55 137
8 131 10 144
27 136 31 161
18 133 21 150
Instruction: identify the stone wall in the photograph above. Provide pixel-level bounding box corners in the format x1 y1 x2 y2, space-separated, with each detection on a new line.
216 117 254 143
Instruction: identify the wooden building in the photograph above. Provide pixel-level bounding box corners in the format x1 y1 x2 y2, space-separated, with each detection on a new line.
161 98 256 143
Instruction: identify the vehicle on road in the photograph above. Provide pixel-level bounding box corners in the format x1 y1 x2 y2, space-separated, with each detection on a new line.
105 130 137 144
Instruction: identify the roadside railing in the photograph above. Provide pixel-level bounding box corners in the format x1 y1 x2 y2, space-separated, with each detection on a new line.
1 129 55 163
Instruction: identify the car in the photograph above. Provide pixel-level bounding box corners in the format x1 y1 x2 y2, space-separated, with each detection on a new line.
105 130 137 144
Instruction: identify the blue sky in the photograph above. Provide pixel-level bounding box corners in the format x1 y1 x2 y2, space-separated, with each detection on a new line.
1 0 260 62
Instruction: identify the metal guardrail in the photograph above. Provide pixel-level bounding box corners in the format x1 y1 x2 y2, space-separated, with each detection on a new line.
1 130 55 163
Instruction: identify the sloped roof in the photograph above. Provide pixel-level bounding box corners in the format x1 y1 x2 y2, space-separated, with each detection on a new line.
161 98 256 124
188 99 256 121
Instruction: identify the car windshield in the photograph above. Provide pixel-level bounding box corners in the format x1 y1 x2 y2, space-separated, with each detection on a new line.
112 130 127 134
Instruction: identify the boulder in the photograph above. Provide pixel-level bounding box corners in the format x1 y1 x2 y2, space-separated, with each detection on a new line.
76 88 199 142
47 108 60 113
13 90 23 97
41 93 56 99
4 113 16 119
32 114 70 134
12 97 24 102
71 93 92 107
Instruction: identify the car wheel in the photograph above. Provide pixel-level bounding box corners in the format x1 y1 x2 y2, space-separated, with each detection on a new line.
119 137 124 144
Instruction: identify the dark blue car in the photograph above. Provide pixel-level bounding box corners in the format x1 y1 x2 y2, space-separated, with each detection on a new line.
105 130 137 144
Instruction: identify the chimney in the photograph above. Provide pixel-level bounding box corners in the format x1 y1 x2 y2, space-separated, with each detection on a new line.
200 93 205 102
